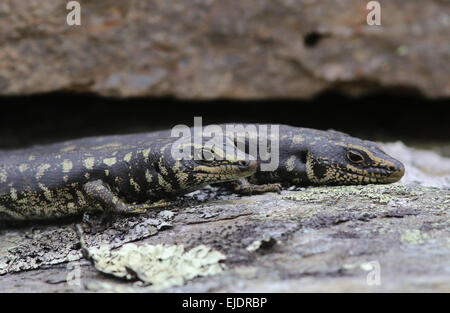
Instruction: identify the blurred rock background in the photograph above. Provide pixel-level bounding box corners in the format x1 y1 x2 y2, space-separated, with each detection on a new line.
0 0 449 98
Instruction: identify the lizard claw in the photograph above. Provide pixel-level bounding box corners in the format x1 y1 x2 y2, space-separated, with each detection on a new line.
273 183 282 194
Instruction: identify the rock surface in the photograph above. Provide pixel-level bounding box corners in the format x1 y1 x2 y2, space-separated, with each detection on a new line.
0 0 449 98
0 143 449 292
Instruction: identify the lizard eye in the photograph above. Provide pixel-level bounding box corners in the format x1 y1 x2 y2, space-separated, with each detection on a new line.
347 151 365 164
202 149 215 161
194 148 215 161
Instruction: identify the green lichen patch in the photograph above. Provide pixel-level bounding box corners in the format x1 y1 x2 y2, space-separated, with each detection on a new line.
400 229 430 245
0 213 162 275
86 243 226 291
283 183 417 204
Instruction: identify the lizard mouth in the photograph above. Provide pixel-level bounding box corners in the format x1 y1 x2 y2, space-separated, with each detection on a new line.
385 166 405 182
194 160 258 179
341 166 405 184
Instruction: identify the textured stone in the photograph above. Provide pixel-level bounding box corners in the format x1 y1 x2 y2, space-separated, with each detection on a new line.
0 143 449 292
0 0 448 98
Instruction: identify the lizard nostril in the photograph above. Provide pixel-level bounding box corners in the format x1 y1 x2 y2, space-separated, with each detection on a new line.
388 166 396 172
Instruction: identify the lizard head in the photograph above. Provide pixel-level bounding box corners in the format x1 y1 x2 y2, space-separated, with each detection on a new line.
170 137 258 185
304 131 405 185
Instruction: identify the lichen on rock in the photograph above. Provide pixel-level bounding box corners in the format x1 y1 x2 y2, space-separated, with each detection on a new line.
85 243 227 291
283 183 416 204
1 143 449 292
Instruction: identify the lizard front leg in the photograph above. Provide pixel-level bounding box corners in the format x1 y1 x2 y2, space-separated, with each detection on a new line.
227 178 282 196
83 180 170 214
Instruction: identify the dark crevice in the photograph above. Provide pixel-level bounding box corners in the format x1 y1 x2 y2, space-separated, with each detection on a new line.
0 90 448 151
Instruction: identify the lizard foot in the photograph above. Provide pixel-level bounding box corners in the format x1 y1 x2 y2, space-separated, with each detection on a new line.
234 182 282 196
126 199 172 214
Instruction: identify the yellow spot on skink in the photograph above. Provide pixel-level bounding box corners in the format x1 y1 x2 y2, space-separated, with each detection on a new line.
10 188 18 201
18 164 29 173
124 152 133 163
292 135 304 144
103 157 117 167
145 169 153 183
62 160 73 173
143 148 151 162
36 164 51 180
130 178 141 192
38 183 53 201
84 157 95 170
0 169 7 183
158 174 173 192
286 155 297 172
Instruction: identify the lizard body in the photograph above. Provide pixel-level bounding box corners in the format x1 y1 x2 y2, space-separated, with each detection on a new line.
0 134 256 220
0 124 405 220
149 124 405 192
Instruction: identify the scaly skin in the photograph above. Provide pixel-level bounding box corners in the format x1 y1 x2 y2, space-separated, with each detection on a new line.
0 135 257 220
150 124 405 192
0 124 405 220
